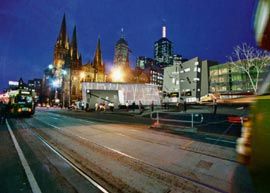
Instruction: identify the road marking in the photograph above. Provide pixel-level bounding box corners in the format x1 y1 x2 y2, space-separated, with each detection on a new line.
206 137 236 144
33 117 61 130
71 133 138 161
104 146 137 160
182 140 194 149
6 120 42 193
43 111 127 124
32 131 109 193
46 113 96 124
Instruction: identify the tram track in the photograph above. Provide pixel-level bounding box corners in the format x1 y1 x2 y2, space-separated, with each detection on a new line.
40 112 237 162
9 118 110 193
24 116 231 193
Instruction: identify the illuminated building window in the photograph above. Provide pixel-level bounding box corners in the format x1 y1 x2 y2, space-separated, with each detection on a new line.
184 68 190 72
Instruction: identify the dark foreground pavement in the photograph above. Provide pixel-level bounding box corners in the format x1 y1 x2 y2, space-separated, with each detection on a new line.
0 122 32 193
0 119 103 193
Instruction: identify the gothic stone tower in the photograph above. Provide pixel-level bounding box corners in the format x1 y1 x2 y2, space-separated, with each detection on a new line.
92 37 105 82
53 15 83 105
68 26 83 102
53 14 69 71
50 14 107 106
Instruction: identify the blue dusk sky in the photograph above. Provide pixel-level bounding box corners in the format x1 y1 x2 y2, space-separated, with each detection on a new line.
0 0 257 91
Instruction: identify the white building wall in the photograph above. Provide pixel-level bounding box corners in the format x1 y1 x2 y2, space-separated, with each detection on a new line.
162 57 213 103
82 82 161 106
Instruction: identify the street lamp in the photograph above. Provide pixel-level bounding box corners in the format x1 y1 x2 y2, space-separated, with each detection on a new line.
62 69 67 75
48 64 54 70
52 78 61 105
60 69 68 108
80 72 86 80
111 67 124 82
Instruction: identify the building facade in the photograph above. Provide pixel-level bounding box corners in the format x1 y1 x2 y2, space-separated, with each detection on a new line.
82 82 161 108
163 57 217 103
28 79 43 102
135 56 163 90
209 62 254 95
113 34 130 70
43 15 106 106
136 56 154 69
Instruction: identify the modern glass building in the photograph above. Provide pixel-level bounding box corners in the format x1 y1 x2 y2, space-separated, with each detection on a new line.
209 62 254 94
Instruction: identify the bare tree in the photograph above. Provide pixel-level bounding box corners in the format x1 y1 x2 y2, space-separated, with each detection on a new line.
228 43 270 94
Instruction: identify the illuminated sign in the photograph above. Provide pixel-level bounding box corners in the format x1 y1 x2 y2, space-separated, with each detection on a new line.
8 81 19 86
21 91 30 94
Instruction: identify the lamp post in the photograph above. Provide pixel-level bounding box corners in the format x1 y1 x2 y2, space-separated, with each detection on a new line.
52 78 61 105
61 69 67 108
47 64 55 106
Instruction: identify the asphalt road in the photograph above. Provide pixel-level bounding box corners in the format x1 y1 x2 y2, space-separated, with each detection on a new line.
0 118 104 193
44 107 241 147
0 108 255 193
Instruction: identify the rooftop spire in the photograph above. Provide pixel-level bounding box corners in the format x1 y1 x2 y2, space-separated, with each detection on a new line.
162 26 166 38
121 27 124 38
58 14 67 45
93 36 102 68
71 25 77 48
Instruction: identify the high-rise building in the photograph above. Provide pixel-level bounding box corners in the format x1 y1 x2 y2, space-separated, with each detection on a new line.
154 26 173 67
113 30 130 70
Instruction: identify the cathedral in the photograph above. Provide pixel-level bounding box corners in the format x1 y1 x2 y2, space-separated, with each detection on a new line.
44 14 106 106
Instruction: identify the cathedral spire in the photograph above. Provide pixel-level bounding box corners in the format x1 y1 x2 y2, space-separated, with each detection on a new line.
93 36 102 68
58 14 67 46
71 25 77 49
70 25 78 60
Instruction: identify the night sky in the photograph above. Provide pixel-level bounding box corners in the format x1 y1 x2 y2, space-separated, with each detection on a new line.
0 0 257 91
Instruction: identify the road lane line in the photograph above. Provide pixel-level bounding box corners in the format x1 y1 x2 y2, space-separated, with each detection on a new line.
44 111 126 124
6 120 42 193
73 134 138 161
45 113 96 124
31 130 109 193
206 137 236 144
182 140 194 149
33 117 61 130
103 146 137 160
